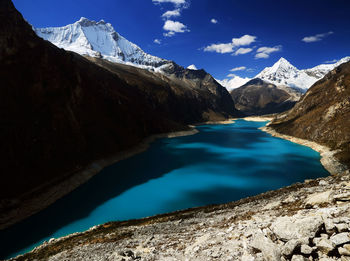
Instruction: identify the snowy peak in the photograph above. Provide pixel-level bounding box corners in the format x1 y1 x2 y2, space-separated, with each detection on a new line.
187 64 198 70
304 56 350 78
35 18 168 69
255 56 350 90
269 57 297 73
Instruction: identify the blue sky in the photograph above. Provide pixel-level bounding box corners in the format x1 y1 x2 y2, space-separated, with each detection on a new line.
13 0 350 80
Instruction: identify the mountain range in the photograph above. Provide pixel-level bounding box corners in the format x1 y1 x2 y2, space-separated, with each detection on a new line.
220 57 350 92
35 17 350 95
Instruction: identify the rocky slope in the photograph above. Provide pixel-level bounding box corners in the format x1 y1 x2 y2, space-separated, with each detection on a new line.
10 170 350 261
269 61 350 169
230 78 302 115
0 0 238 228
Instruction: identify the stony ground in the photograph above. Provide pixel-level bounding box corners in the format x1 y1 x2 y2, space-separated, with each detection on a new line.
12 170 350 261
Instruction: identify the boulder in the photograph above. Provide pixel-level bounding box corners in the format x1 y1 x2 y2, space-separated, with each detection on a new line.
291 255 308 261
330 232 350 245
251 231 281 261
305 191 333 206
271 216 323 241
300 244 313 255
315 238 335 254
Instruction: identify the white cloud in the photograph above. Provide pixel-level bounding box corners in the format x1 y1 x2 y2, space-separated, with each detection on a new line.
234 48 253 56
230 66 247 72
211 18 218 24
153 0 186 5
163 20 189 37
203 35 256 54
154 39 161 44
163 31 175 37
232 35 256 46
162 9 181 18
255 46 282 59
302 31 333 43
203 43 234 54
217 76 251 91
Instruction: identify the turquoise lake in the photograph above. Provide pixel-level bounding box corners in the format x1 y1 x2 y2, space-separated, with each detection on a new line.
0 120 329 259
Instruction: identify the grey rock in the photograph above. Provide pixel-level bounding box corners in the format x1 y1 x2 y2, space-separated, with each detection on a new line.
251 231 281 261
316 238 335 254
324 218 336 234
271 216 323 241
330 232 350 245
336 223 349 232
291 255 308 261
339 246 350 256
300 244 313 255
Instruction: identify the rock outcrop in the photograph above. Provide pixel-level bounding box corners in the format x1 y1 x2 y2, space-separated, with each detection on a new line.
268 61 350 169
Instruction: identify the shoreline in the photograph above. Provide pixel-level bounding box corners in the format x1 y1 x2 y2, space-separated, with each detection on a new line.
2 115 347 232
0 126 199 230
241 115 348 175
261 125 348 175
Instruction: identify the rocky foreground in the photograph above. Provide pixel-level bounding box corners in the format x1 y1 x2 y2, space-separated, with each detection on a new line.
12 170 350 261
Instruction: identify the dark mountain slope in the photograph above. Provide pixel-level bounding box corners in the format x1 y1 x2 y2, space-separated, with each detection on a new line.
269 61 350 168
230 78 301 115
0 0 237 205
87 57 238 123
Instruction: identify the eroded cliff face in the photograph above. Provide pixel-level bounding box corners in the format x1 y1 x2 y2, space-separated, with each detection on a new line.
269 61 350 168
0 1 238 206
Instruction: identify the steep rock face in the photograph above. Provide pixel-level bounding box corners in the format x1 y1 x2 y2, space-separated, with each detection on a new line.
0 0 238 204
35 17 168 68
269 61 350 167
230 78 301 115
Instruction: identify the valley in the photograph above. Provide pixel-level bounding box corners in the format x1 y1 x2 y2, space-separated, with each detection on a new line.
1 0 350 260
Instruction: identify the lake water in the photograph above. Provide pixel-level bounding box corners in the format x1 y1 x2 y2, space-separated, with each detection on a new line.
0 120 329 259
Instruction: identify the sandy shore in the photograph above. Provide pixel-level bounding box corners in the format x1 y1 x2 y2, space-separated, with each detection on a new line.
242 116 274 122
196 118 236 125
0 127 199 230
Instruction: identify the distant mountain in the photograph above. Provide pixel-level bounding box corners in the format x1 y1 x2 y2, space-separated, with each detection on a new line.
256 57 350 91
187 64 198 70
35 17 169 69
230 78 301 115
269 60 350 169
217 76 251 92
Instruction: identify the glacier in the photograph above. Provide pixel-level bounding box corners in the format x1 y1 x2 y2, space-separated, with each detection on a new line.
35 17 169 69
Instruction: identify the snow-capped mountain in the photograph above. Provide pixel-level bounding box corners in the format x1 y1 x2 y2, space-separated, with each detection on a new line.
35 17 169 69
255 57 350 91
187 64 198 70
304 57 350 78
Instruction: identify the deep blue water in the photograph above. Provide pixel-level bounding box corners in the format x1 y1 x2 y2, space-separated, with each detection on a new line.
0 120 329 259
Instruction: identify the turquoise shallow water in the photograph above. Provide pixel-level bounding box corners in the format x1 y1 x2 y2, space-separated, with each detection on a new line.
0 120 329 259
